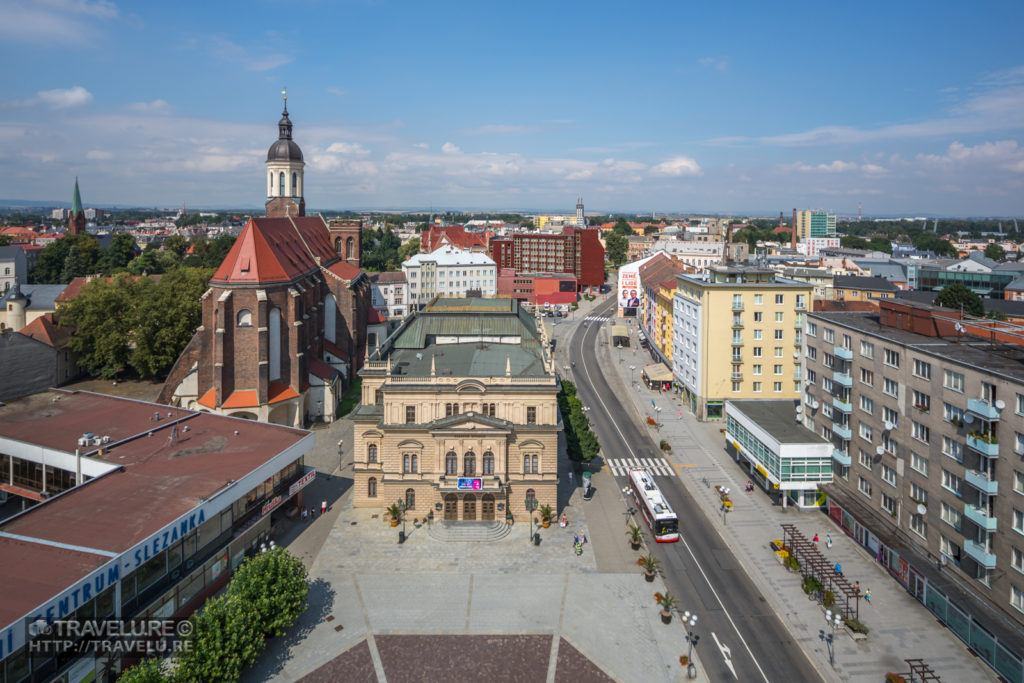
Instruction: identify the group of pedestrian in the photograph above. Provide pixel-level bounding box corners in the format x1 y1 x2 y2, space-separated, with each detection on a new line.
302 500 329 522
573 531 587 556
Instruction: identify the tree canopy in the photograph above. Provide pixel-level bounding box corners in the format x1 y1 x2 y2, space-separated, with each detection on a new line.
935 283 984 316
397 238 420 264
984 243 1006 261
30 233 102 283
604 231 628 266
361 227 402 272
60 267 212 379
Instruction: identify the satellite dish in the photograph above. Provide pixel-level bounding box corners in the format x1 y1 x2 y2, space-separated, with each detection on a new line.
917 503 928 515
996 399 1006 411
963 414 975 425
794 352 800 359
884 421 895 432
812 400 820 409
876 445 885 455
955 323 965 333
796 405 803 413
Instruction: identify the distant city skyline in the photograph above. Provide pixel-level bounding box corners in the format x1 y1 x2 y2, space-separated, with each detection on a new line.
0 1 1022 216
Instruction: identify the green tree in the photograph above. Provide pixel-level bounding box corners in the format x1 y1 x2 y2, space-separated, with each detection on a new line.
162 234 190 259
912 232 958 258
227 547 309 638
397 238 420 263
935 283 984 316
984 243 1006 261
60 245 87 283
202 234 237 269
866 237 893 254
840 235 868 250
604 231 628 266
116 656 167 682
130 267 212 378
102 233 138 273
173 595 264 683
643 224 659 236
31 233 102 283
128 249 164 276
0 235 12 247
612 218 633 237
61 273 140 378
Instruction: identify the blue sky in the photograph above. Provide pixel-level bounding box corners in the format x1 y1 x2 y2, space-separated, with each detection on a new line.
1 0 1023 216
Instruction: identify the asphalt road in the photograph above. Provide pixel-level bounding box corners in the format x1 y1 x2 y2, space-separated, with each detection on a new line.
567 297 823 683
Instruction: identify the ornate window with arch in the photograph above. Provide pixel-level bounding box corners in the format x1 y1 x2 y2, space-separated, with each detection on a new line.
368 477 377 498
279 171 285 197
524 454 538 474
367 444 378 463
291 171 298 195
346 236 355 260
463 451 476 476
446 450 458 475
236 309 252 327
403 453 418 474
483 451 494 475
405 488 415 510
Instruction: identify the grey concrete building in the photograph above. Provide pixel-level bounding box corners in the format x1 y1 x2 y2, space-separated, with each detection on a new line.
804 298 1024 681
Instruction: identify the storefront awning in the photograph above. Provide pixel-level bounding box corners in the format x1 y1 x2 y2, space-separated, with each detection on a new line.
641 363 673 382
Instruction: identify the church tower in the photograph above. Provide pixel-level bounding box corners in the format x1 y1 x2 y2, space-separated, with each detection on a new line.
68 177 86 235
576 195 585 227
265 92 305 218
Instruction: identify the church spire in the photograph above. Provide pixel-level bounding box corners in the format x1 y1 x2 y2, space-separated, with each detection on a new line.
278 89 293 141
68 177 86 235
72 177 83 216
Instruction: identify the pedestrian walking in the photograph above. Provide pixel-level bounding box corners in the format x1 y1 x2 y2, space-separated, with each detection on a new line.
854 581 860 594
582 533 588 545
301 508 308 522
677 410 682 420
865 589 872 603
813 533 819 545
826 534 833 549
309 506 316 520
568 471 573 486
573 533 579 546
321 500 327 515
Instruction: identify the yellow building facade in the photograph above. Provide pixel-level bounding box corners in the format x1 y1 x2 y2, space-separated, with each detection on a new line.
672 265 812 420
350 298 560 523
654 281 675 365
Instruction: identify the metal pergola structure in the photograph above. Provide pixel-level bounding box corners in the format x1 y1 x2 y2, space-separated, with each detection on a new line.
902 658 942 682
780 523 861 620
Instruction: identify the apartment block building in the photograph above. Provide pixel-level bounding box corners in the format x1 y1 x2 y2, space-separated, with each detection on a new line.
673 264 811 420
402 245 497 306
489 227 604 290
804 299 1024 681
793 209 837 240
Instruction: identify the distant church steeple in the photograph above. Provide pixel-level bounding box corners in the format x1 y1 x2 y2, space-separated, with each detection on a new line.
68 177 86 235
265 90 306 218
576 195 585 227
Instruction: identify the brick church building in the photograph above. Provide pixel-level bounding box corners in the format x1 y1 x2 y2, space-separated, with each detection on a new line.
159 98 371 426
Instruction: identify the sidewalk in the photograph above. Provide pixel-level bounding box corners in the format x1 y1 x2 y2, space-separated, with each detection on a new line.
601 328 997 683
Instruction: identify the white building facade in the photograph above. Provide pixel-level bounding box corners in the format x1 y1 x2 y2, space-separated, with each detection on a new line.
403 245 497 306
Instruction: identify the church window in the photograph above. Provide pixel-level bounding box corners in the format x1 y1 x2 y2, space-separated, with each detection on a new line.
483 451 494 475
346 237 355 260
463 451 476 476
279 172 285 197
446 450 457 475
236 309 252 327
367 444 377 463
367 477 377 498
292 172 298 195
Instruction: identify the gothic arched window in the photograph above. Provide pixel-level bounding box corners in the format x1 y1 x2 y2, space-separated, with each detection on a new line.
483 451 494 475
291 172 298 195
463 451 476 476
368 477 377 498
446 450 458 475
346 237 355 260
279 172 285 197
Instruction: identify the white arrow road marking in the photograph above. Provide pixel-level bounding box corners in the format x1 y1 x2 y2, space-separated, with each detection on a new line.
713 631 738 679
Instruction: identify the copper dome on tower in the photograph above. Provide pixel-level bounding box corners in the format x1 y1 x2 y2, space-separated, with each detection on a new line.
266 101 304 162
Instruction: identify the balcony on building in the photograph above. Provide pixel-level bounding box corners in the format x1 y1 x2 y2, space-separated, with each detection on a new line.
834 346 853 361
965 540 997 568
965 469 999 495
731 372 743 381
832 422 852 440
964 503 998 531
966 432 1000 457
732 300 744 311
732 319 744 329
731 354 743 364
833 372 853 387
832 448 851 466
832 396 852 413
731 338 744 347
967 398 1001 422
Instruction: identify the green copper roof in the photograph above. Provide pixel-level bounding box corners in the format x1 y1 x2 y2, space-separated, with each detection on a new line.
71 177 83 216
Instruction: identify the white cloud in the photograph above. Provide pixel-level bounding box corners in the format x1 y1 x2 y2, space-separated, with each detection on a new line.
86 150 112 160
413 143 429 149
36 86 93 109
326 87 346 96
325 141 370 156
36 0 118 19
651 156 701 176
0 0 118 43
127 99 170 114
441 142 461 155
917 140 1024 173
462 124 540 135
698 56 728 71
210 37 292 71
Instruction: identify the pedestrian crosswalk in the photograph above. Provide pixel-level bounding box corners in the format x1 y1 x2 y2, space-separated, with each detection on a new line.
584 315 609 322
605 457 676 477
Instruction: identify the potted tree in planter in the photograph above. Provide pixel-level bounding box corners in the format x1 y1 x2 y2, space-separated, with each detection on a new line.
626 524 645 550
386 503 402 527
539 504 553 528
638 554 661 582
656 590 677 624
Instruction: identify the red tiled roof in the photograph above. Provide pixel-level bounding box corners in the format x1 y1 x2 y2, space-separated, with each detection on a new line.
19 313 71 346
211 217 339 285
326 259 361 282
324 339 348 360
197 387 216 409
268 380 299 404
310 358 338 381
1 226 39 242
221 389 260 409
368 307 388 324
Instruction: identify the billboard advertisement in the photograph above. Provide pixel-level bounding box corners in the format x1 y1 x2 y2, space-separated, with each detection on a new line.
618 254 656 316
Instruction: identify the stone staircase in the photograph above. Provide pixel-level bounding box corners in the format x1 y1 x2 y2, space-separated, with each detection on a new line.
427 519 511 542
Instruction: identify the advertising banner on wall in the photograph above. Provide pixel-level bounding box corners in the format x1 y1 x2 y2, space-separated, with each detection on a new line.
617 254 656 317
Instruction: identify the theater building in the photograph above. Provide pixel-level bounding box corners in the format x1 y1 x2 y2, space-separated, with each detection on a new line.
0 390 314 682
350 298 560 522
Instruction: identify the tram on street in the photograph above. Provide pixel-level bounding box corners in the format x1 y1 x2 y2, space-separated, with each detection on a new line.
628 468 680 542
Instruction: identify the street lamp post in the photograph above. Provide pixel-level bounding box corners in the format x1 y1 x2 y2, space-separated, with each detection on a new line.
525 497 538 545
821 609 841 666
683 611 699 678
618 343 623 363
629 365 636 386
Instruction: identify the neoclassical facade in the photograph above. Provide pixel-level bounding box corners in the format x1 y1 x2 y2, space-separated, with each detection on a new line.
350 298 560 521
